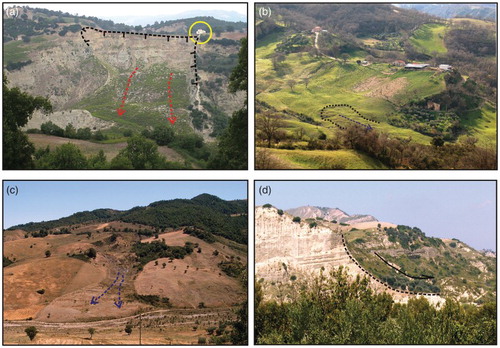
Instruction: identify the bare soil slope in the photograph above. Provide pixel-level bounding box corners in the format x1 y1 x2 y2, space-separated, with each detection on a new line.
135 230 246 308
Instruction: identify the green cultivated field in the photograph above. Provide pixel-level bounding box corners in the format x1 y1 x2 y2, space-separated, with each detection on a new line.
410 23 448 55
267 148 388 169
256 37 444 144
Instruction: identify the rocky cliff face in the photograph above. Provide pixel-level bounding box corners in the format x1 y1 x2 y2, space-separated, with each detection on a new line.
286 205 378 224
5 26 244 137
256 206 445 305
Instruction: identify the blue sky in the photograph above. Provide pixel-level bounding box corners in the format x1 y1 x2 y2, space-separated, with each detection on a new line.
255 181 496 251
4 181 247 228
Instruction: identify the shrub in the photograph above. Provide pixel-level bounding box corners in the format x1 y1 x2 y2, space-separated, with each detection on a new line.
309 222 317 228
125 324 133 335
198 337 206 344
292 216 301 223
449 242 457 248
277 209 284 216
25 326 38 341
263 203 272 208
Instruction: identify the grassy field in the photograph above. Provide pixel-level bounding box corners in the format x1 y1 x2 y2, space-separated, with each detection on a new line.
410 23 448 55
460 102 497 147
265 148 388 169
256 36 442 144
74 62 191 132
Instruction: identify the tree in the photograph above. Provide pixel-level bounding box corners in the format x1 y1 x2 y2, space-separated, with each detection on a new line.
256 112 284 148
431 136 445 147
88 328 95 340
25 326 38 341
88 150 107 169
41 121 64 136
151 125 175 145
109 153 134 169
208 37 248 169
64 123 77 138
115 136 164 169
303 77 310 89
287 79 296 91
43 143 88 169
3 74 52 169
341 53 350 64
45 250 51 258
76 127 92 140
125 324 133 335
86 248 97 259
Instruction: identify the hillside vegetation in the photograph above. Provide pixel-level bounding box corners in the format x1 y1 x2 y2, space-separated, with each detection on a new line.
255 4 496 169
344 225 496 302
8 194 247 244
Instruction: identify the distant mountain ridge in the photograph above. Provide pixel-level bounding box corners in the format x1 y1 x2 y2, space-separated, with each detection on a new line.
397 4 496 21
286 205 378 224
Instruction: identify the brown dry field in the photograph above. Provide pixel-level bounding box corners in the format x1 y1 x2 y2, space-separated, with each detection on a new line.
4 307 237 345
27 134 185 162
137 231 246 308
4 225 246 345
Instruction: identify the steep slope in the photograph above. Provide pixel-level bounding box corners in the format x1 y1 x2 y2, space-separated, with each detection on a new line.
256 205 495 305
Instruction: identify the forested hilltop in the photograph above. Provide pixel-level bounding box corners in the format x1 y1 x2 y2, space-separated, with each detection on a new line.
255 4 496 169
8 193 248 243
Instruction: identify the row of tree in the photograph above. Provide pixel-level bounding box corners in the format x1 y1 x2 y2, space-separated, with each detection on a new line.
255 267 496 344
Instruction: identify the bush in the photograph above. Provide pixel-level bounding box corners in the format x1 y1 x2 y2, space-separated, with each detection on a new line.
449 242 457 248
198 337 206 344
277 209 284 216
25 326 38 341
309 222 317 228
263 203 272 208
292 217 301 223
86 248 97 259
125 324 133 335
40 121 64 137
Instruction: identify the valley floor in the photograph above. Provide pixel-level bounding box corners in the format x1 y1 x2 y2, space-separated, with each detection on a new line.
3 307 236 345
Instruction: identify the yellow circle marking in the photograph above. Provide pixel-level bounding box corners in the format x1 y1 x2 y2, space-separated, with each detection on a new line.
188 21 212 45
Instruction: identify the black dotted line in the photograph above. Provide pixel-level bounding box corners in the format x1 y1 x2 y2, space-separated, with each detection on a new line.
80 26 200 85
320 104 380 130
340 233 440 297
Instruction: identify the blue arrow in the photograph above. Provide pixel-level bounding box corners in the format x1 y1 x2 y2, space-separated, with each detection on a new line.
114 273 125 309
90 271 121 305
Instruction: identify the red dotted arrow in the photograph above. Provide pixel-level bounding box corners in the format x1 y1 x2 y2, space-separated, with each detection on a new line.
167 72 176 125
117 67 139 116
